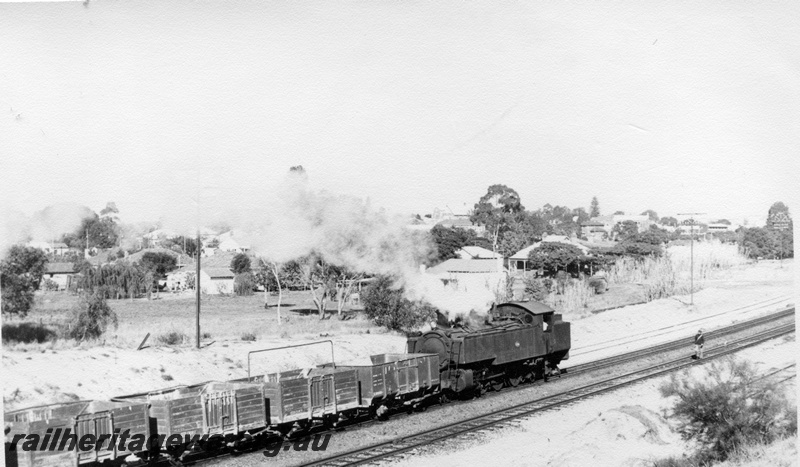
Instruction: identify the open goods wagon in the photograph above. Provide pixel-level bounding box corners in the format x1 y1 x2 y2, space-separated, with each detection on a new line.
112 380 268 451
4 399 149 467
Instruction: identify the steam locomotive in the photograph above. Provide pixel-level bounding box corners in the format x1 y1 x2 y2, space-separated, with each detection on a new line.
4 301 570 466
408 300 571 396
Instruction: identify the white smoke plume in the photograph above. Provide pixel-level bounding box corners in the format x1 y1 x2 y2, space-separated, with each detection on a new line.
0 203 94 253
156 170 498 317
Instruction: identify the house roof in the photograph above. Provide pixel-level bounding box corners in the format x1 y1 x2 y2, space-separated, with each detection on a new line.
456 246 502 259
509 235 590 260
53 242 69 249
45 262 75 274
204 268 235 279
427 259 503 274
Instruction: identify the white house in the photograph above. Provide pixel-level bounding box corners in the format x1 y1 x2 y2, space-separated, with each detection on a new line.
40 262 75 291
199 268 235 294
426 258 506 297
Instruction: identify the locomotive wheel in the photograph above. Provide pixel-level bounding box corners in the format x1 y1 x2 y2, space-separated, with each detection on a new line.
491 380 504 392
507 375 522 387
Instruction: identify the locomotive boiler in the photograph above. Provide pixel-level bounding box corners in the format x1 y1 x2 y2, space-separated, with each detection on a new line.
406 301 570 396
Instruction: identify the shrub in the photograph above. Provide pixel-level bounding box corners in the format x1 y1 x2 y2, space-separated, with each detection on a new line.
523 276 548 301
42 279 60 292
67 292 118 341
659 357 797 464
362 275 436 333
241 332 257 342
156 331 189 346
2 322 58 344
234 272 255 296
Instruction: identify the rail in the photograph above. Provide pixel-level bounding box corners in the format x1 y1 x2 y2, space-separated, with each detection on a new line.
247 340 336 380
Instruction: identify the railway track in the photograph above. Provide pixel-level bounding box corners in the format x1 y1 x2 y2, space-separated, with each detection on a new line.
299 313 795 467
565 305 795 377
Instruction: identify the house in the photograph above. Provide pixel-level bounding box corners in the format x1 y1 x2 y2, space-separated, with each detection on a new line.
435 215 486 235
141 229 180 248
580 214 652 241
199 268 235 294
508 235 590 272
218 238 249 253
425 257 506 298
40 262 75 291
27 241 70 256
455 246 502 260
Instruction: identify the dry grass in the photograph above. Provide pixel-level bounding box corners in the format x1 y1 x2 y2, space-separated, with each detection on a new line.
4 290 381 349
607 240 748 302
544 280 594 318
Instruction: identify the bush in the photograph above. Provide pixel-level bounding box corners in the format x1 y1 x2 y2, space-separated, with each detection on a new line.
156 331 189 346
241 332 257 342
362 276 436 333
42 278 60 291
659 357 797 464
67 292 118 341
2 322 58 344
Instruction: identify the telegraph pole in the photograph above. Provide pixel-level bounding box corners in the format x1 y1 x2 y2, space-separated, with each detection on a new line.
196 230 201 349
678 213 705 305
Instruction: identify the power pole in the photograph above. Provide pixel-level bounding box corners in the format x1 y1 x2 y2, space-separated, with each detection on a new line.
196 230 201 349
678 213 706 305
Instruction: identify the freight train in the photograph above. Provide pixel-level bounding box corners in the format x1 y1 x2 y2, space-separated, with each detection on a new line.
4 301 570 467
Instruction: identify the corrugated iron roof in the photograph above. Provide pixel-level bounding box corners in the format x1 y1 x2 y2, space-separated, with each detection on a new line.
204 268 235 279
427 259 503 274
45 262 75 274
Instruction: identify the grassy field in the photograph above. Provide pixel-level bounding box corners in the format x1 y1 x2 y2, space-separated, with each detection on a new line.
3 290 379 349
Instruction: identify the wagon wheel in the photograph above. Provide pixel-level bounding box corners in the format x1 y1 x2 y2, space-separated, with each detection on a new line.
491 380 504 392
507 374 523 387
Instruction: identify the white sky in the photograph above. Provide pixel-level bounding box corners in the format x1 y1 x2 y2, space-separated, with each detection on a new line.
1 0 798 226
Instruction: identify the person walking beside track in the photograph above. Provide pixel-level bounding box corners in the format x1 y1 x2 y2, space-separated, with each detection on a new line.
693 328 705 359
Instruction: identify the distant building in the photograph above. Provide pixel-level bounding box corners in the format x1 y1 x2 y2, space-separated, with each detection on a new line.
27 241 70 256
200 268 235 294
40 262 75 291
455 246 502 260
435 215 486 235
425 258 506 299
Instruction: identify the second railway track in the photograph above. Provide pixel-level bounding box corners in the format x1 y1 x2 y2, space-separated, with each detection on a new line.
298 309 795 467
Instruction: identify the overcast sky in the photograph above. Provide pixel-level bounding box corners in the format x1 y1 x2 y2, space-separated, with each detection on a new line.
2 0 798 227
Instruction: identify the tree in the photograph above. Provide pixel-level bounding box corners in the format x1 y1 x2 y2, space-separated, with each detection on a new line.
527 242 584 276
713 219 731 225
470 184 524 252
590 196 600 218
629 225 671 246
429 225 477 264
611 220 639 241
63 213 119 249
161 236 198 257
497 211 548 257
659 216 679 227
613 210 625 215
291 254 342 319
641 209 659 222
1 246 48 316
767 202 792 231
231 253 251 274
99 201 119 221
362 275 436 332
